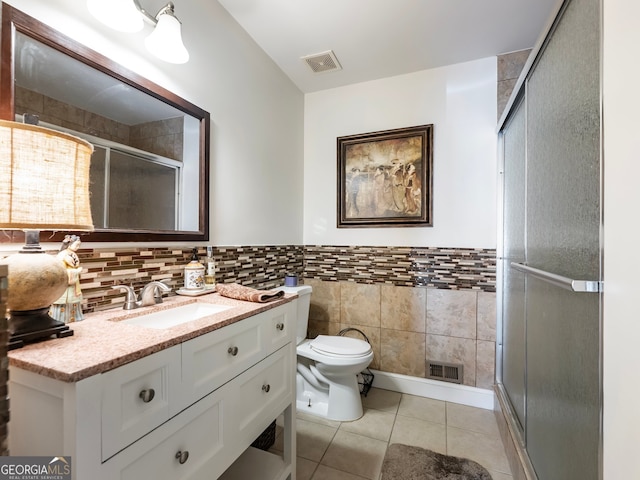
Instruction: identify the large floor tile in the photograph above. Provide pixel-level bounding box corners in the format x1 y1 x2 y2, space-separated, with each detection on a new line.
297 457 319 480
447 426 511 474
339 407 396 441
446 402 501 438
311 464 369 480
389 414 446 454
397 393 446 424
488 470 513 480
297 410 342 428
320 430 387 479
296 418 339 462
362 387 401 413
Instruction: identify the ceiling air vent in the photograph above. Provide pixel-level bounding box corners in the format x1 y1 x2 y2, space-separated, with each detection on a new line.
301 50 342 74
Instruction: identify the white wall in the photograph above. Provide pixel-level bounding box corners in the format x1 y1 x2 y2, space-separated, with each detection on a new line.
4 0 305 247
303 57 498 248
602 0 640 477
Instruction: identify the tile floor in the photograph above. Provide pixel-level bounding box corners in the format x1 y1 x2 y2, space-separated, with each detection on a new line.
272 388 512 480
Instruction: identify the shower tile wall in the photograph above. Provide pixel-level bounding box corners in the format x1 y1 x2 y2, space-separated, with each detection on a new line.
497 49 532 120
16 86 184 160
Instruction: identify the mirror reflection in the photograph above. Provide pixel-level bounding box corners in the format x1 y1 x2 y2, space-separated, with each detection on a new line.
15 33 200 233
2 3 210 242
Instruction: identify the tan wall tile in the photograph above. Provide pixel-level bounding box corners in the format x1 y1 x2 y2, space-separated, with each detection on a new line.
16 86 44 114
380 329 426 377
307 279 341 323
308 319 341 339
476 340 496 389
497 49 532 81
426 334 477 387
427 289 477 339
380 285 426 332
340 282 380 327
477 291 497 341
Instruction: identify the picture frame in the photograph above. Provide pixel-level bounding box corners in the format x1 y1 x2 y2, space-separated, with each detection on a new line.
337 124 433 228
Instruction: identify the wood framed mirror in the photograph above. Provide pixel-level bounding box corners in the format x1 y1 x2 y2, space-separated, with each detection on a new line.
0 3 210 242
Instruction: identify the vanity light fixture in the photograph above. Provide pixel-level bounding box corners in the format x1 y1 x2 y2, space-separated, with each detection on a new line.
87 0 189 64
0 120 94 349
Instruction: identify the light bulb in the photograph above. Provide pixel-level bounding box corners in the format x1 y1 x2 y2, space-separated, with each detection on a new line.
87 0 144 33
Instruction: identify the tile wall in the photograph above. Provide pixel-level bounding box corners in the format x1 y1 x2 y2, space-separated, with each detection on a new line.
71 245 304 313
31 243 495 389
303 245 497 389
16 86 184 160
305 279 496 389
1 243 495 388
497 49 532 120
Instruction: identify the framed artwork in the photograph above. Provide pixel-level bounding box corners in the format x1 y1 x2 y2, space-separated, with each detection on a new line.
337 124 433 228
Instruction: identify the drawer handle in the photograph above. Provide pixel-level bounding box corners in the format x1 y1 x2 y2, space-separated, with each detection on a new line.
262 384 271 393
228 346 239 356
276 322 285 331
175 450 189 465
139 389 155 403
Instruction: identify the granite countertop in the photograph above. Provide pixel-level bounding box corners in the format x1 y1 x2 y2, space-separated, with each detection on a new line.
7 292 295 383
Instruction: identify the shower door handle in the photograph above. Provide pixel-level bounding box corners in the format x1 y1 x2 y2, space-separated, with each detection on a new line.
510 262 602 293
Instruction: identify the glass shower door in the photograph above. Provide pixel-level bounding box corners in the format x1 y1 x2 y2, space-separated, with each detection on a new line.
500 98 526 434
523 0 601 478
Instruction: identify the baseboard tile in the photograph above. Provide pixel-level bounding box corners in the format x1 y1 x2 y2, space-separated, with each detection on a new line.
369 369 494 410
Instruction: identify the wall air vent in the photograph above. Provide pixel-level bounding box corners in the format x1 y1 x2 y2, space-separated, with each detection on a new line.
301 50 342 74
427 361 463 384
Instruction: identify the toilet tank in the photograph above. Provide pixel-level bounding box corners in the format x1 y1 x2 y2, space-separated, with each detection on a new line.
277 285 312 345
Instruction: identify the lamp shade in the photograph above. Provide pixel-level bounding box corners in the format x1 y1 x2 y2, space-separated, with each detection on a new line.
0 120 94 231
145 10 189 64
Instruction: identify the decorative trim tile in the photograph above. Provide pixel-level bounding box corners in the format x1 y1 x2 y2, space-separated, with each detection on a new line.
412 247 496 292
303 245 496 292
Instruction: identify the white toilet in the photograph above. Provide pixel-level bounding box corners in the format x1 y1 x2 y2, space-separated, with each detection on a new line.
279 285 373 421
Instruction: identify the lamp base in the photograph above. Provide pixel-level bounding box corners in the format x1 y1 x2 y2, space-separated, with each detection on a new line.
8 307 74 350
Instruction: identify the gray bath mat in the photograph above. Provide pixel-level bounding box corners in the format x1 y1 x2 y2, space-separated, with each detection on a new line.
380 443 493 480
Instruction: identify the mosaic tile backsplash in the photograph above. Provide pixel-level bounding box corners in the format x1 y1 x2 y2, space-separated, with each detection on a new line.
305 245 496 292
75 245 304 313
71 244 494 312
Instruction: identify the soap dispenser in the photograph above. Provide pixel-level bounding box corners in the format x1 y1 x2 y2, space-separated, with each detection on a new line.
184 248 205 291
204 246 216 287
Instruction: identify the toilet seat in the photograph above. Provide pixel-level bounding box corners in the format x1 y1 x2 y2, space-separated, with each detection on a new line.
309 335 372 358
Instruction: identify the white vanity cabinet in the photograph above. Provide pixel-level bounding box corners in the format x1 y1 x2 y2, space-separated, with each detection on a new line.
8 300 297 480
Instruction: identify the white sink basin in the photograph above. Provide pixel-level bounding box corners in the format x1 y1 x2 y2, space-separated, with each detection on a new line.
118 302 234 329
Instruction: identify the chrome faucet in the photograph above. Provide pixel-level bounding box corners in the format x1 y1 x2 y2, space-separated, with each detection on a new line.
112 281 172 310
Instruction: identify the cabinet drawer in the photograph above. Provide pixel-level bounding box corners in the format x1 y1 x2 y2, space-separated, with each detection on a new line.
103 385 232 480
265 301 295 353
101 345 181 461
232 344 293 445
181 314 264 406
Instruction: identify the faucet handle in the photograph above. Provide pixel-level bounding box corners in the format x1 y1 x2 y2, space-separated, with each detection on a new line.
112 285 138 310
154 280 172 304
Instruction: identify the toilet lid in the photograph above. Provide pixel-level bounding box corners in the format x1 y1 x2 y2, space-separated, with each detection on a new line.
309 335 372 357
